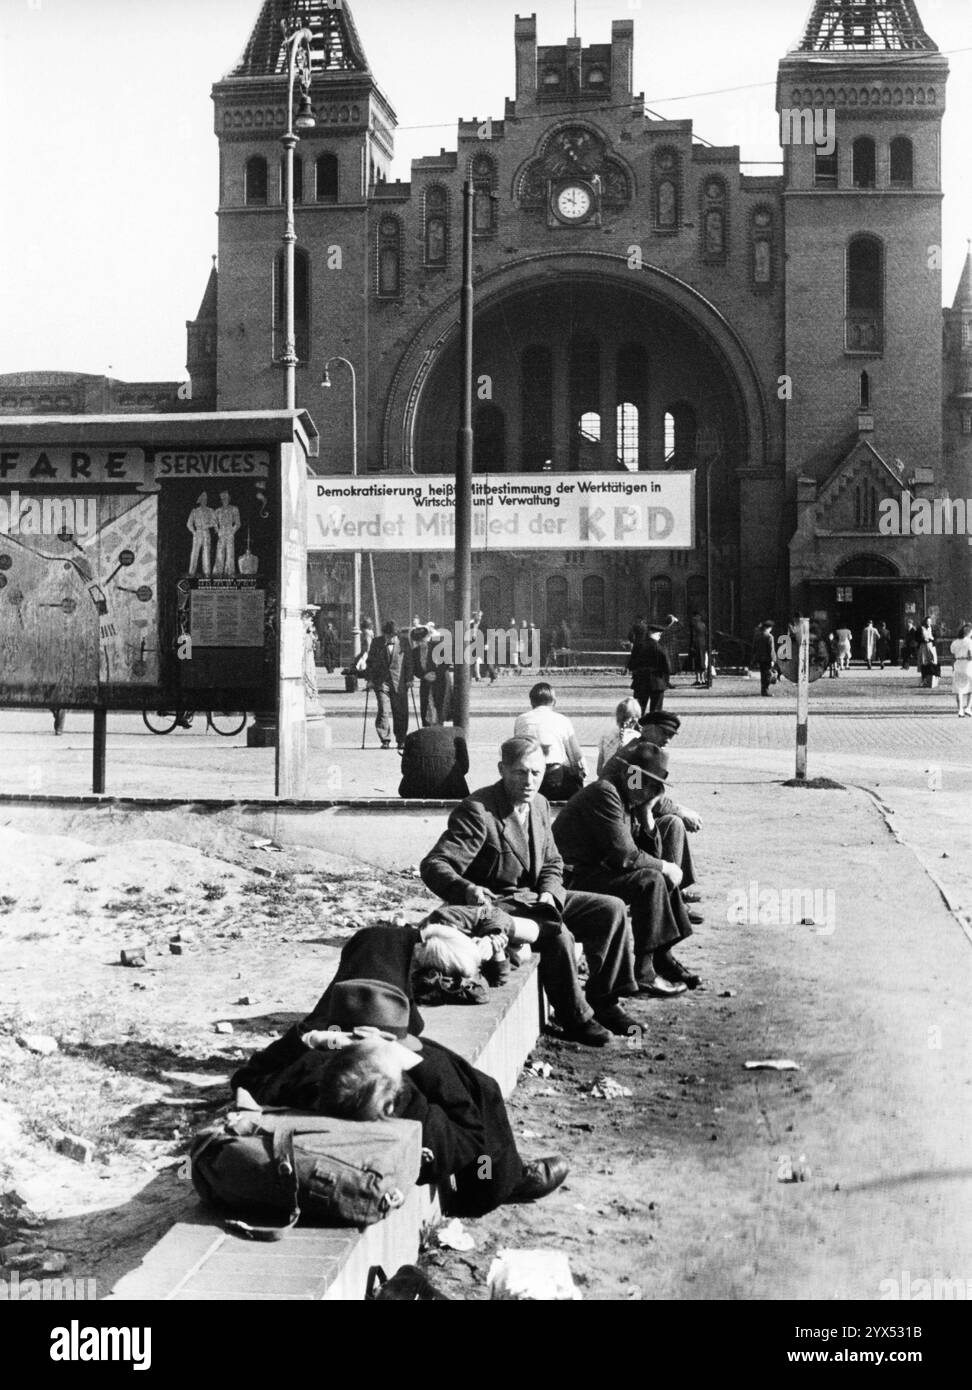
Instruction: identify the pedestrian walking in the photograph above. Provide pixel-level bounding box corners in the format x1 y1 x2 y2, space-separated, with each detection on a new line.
949 622 972 717
752 619 776 696
861 619 879 670
918 616 940 689
834 625 853 670
627 616 671 715
366 620 414 750
689 612 708 686
901 620 919 670
876 621 891 670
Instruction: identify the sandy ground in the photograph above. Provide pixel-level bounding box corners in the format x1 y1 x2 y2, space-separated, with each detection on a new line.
0 673 969 1300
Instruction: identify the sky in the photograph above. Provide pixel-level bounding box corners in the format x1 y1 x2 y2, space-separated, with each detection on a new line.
0 0 969 382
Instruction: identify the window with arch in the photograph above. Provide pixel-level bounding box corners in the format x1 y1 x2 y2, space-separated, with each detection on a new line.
474 401 505 472
650 575 673 620
315 152 338 203
752 206 774 287
280 154 303 204
859 370 871 410
700 177 727 260
846 235 884 353
522 345 553 469
471 154 497 235
245 155 268 206
854 482 878 529
664 403 697 465
569 338 601 469
376 217 402 297
852 136 876 188
889 136 914 188
815 141 839 188
617 403 639 471
546 575 569 630
582 575 605 631
424 186 448 267
652 149 680 231
272 246 310 362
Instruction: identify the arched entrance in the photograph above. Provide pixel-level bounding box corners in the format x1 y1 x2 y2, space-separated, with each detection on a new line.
379 253 778 641
806 554 928 661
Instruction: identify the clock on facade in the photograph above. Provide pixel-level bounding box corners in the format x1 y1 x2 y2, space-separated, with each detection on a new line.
554 182 594 223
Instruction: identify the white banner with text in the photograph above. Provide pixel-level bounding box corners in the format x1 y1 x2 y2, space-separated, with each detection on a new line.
308 471 695 552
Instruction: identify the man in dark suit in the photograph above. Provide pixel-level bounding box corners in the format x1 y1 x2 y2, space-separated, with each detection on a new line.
552 743 701 994
627 618 671 715
752 619 776 697
420 736 639 1046
366 620 413 749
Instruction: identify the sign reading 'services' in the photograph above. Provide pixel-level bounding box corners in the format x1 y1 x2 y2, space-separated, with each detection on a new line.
309 471 695 552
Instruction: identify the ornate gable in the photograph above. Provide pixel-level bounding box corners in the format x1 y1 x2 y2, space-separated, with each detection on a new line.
515 125 633 211
814 439 906 533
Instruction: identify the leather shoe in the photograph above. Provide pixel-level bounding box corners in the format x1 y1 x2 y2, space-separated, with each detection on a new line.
594 1002 643 1037
682 889 702 904
639 975 687 997
508 1155 570 1203
655 953 702 989
687 908 705 925
556 1016 612 1046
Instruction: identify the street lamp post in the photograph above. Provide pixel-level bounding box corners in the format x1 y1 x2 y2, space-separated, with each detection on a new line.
321 357 361 664
281 23 315 412
695 426 723 690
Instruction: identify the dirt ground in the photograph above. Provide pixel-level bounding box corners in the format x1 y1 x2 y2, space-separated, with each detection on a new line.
1 770 969 1302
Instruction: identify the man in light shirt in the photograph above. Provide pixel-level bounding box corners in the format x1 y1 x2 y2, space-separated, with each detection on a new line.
513 682 586 801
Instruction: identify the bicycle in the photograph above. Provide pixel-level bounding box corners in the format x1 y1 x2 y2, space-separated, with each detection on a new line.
141 708 248 737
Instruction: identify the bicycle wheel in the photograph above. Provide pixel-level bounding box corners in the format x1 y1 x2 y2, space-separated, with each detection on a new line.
142 709 179 735
207 710 247 737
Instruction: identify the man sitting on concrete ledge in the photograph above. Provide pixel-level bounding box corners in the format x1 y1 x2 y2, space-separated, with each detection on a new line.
419 736 639 1046
233 924 568 1216
552 743 702 995
629 712 704 905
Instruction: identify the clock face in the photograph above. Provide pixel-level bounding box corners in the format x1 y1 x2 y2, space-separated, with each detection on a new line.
556 184 592 221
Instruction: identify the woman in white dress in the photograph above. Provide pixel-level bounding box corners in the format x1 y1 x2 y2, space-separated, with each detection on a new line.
949 622 972 717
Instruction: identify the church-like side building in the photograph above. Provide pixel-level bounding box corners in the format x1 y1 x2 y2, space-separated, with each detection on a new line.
6 0 971 657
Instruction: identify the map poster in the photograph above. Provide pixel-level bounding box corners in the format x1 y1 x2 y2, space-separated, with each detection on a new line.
0 490 158 704
189 580 264 648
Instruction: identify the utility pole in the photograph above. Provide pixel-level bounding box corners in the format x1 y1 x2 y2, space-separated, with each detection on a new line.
453 178 475 733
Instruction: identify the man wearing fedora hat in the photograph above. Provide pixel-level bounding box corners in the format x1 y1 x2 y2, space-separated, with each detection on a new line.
233 924 569 1213
420 736 639 1046
629 712 704 905
552 743 701 993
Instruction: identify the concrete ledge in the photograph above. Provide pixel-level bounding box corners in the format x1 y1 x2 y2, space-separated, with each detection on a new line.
107 956 541 1301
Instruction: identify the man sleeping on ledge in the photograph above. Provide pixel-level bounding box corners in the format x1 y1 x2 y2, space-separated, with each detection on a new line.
232 923 568 1217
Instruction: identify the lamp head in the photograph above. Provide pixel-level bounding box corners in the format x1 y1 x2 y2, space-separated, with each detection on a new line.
320 369 331 389
295 94 316 130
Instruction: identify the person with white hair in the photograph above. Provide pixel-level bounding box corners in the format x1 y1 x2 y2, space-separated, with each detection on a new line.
596 697 642 775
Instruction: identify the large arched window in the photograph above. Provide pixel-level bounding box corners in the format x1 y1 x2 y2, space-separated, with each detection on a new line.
376 217 402 297
846 235 884 353
272 246 310 362
522 345 553 469
653 148 680 230
471 154 497 235
617 404 639 471
852 136 876 188
474 402 505 472
245 155 268 206
890 136 914 188
663 403 697 465
582 575 605 631
569 338 600 469
315 152 338 203
424 186 448 267
815 140 839 188
546 575 569 630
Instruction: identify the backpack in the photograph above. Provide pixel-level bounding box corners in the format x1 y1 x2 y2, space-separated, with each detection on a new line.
188 1105 421 1241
